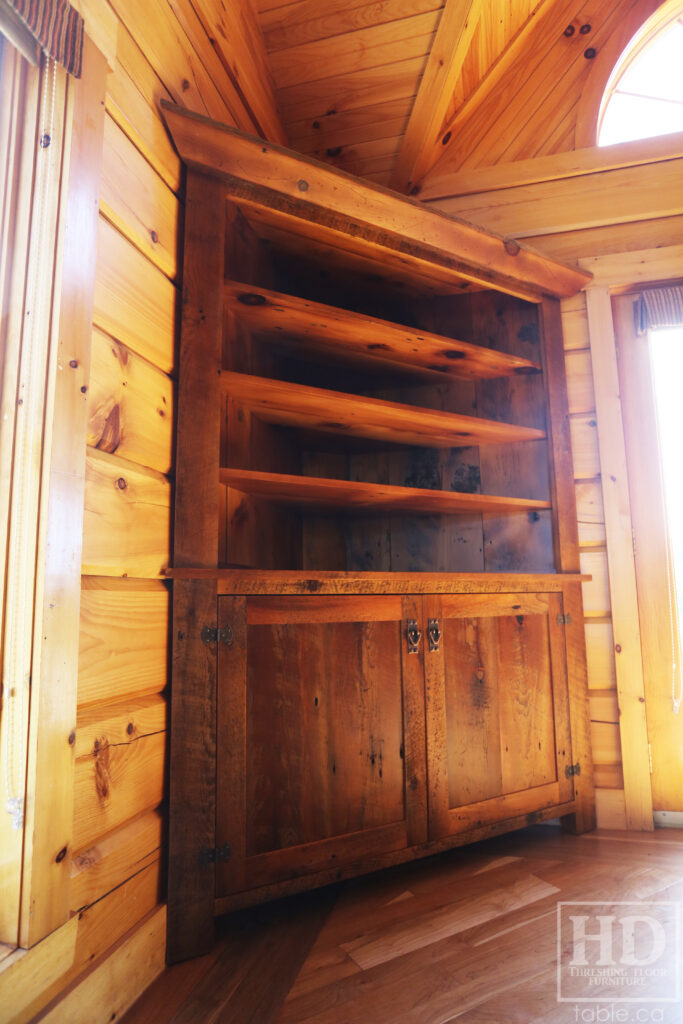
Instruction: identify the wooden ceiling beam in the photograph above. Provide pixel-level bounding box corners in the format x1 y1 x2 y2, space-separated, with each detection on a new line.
161 101 592 300
389 0 484 195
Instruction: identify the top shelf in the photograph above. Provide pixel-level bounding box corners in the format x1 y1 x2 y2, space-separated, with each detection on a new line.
225 281 542 382
160 102 592 303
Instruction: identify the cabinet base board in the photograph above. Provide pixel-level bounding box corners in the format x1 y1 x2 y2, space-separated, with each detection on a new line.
213 800 579 916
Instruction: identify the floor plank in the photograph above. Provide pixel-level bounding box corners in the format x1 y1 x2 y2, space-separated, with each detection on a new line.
121 827 683 1023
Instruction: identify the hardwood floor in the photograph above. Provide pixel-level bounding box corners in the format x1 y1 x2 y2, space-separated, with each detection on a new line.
122 826 683 1023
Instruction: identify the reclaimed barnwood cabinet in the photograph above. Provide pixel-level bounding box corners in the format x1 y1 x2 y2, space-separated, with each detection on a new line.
161 103 596 963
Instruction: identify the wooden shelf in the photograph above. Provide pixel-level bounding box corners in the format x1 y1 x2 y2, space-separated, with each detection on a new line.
225 281 542 381
221 372 546 449
221 468 550 517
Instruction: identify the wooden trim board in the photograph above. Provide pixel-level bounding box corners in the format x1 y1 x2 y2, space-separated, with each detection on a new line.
160 102 591 302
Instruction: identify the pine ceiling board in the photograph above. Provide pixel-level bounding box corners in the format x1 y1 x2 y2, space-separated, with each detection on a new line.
363 170 394 186
318 137 403 179
287 97 414 150
298 115 412 157
447 1 547 120
391 0 484 192
262 0 444 52
347 151 402 177
256 0 298 13
455 0 647 171
268 11 440 90
435 0 572 169
278 55 427 124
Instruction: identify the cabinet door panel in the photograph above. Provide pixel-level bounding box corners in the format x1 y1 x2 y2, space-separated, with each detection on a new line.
425 592 573 840
216 594 427 897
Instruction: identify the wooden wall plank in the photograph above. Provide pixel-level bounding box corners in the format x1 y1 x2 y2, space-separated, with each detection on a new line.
0 862 160 1024
580 550 610 620
39 906 166 1024
87 328 174 475
569 414 601 480
575 480 605 549
93 217 177 374
594 788 627 831
585 287 653 831
100 113 179 280
19 38 108 949
431 158 683 240
106 0 244 130
528 214 683 266
75 694 167 760
81 449 171 579
105 22 182 194
565 349 595 415
579 244 683 289
73 730 166 852
78 580 169 707
585 621 617 691
422 129 683 201
70 811 163 914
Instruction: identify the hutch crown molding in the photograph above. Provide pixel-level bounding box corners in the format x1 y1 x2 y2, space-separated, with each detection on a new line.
161 102 595 964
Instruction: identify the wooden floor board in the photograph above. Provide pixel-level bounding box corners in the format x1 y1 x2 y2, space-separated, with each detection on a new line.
121 827 683 1023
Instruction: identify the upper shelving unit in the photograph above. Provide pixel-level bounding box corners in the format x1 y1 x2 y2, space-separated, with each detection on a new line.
225 282 542 381
160 102 592 304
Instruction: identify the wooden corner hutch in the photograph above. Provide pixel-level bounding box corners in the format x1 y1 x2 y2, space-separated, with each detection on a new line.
161 102 596 964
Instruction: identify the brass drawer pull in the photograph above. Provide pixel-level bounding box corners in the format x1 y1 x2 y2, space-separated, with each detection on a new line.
406 619 421 654
428 618 441 652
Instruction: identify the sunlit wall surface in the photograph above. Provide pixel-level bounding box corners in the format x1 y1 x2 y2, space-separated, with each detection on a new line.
649 329 683 636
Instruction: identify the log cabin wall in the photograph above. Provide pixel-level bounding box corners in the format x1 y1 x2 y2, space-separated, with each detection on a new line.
422 131 683 833
0 5 285 1024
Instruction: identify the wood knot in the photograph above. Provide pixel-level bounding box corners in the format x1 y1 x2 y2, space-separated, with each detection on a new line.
441 131 451 146
297 179 309 192
504 239 521 256
69 359 78 369
68 729 76 746
55 846 67 863
116 477 127 490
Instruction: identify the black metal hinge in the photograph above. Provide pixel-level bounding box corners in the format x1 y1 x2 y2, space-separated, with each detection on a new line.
557 614 572 626
565 762 581 778
199 843 232 867
201 624 233 647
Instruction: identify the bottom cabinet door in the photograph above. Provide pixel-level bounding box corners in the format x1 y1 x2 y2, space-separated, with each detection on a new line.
215 594 428 899
424 592 575 840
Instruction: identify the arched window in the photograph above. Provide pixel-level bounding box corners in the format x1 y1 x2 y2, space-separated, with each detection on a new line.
598 5 683 145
